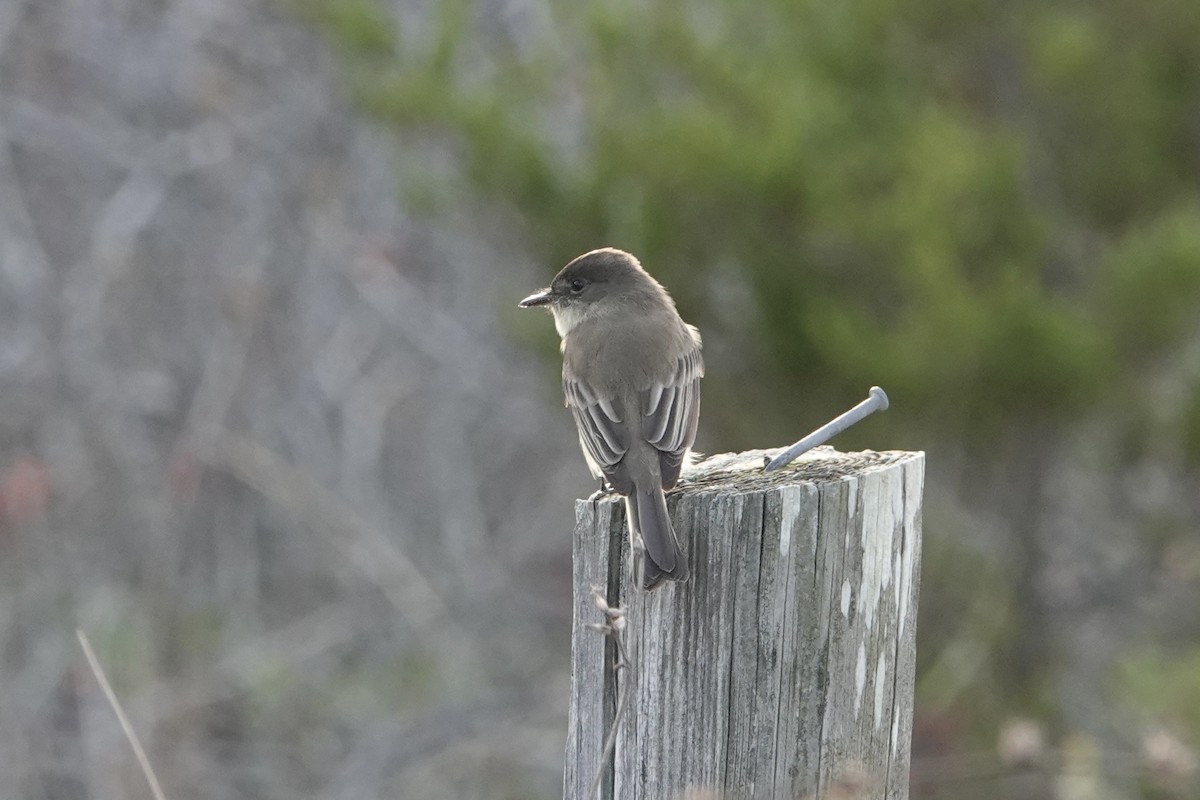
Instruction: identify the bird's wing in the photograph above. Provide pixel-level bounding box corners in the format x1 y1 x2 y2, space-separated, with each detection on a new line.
564 377 627 478
643 342 704 489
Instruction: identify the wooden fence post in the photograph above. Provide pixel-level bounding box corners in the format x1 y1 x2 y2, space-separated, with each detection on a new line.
564 447 925 800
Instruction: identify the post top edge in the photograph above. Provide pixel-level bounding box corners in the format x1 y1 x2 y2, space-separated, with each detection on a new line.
575 447 924 504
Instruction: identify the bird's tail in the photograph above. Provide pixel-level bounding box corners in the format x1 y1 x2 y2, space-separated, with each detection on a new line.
625 487 688 590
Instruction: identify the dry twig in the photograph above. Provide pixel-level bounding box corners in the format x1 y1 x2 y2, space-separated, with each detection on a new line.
76 629 168 800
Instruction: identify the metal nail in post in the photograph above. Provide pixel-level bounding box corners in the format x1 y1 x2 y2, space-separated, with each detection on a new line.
764 386 890 472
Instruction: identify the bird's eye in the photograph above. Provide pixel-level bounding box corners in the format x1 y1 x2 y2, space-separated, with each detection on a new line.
570 278 587 293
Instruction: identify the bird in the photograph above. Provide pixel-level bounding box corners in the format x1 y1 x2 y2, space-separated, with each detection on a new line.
519 248 703 589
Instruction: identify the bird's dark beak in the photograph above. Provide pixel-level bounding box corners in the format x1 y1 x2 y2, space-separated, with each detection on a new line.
519 288 554 308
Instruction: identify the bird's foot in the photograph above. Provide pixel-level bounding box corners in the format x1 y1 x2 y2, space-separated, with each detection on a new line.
586 479 613 502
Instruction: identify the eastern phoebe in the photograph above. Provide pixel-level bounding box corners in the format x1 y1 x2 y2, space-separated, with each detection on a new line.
520 248 704 590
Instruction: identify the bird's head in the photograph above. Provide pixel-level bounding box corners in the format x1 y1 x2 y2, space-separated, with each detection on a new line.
519 248 667 337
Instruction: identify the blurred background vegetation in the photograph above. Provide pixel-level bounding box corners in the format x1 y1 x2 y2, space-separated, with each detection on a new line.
317 0 1200 448
1 0 1197 797
309 0 1200 796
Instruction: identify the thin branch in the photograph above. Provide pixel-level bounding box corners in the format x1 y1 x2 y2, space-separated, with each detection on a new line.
76 629 168 800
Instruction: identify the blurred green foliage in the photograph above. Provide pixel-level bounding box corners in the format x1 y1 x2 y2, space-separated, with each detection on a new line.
1117 647 1200 740
294 0 396 56
305 0 1200 789
307 0 1200 453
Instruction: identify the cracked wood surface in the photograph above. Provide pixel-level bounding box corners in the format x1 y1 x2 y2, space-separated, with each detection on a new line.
565 447 925 800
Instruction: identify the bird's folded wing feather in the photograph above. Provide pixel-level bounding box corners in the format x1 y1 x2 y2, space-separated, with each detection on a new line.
643 344 703 488
564 335 703 489
564 378 626 470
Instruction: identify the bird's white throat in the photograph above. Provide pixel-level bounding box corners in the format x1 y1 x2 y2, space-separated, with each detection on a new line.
551 303 587 338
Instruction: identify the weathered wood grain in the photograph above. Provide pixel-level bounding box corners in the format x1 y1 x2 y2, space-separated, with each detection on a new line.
564 447 925 800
